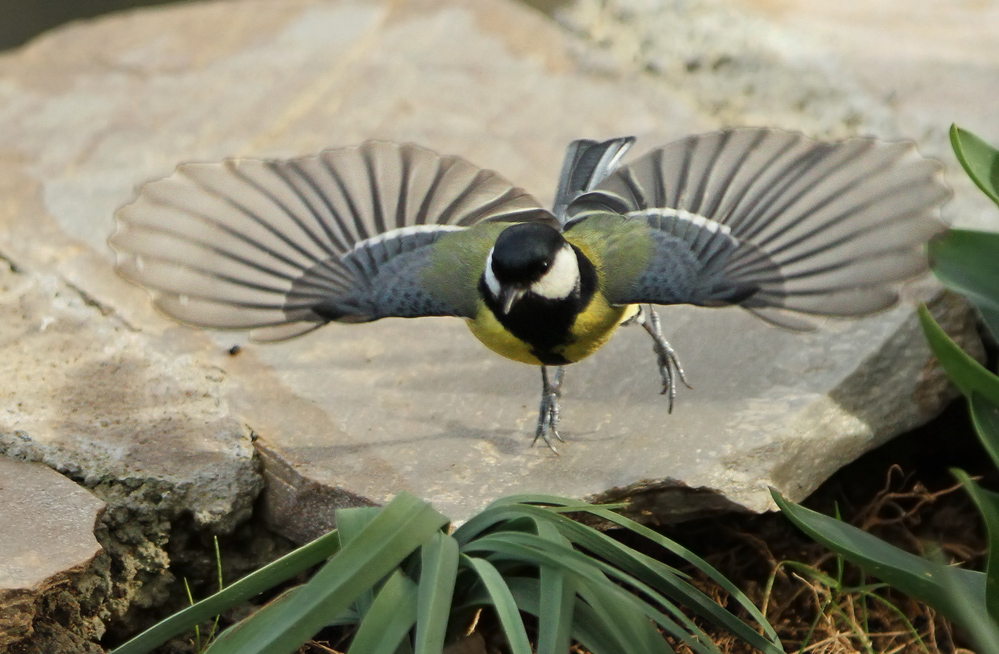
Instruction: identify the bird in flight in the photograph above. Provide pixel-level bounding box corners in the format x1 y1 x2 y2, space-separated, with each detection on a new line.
110 128 949 451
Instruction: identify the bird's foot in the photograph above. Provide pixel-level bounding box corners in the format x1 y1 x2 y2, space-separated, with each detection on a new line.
532 366 565 454
636 305 691 412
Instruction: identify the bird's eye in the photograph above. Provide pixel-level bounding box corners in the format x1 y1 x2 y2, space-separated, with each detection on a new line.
540 261 550 271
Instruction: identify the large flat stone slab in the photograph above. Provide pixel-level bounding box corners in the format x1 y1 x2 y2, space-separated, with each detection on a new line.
0 0 984 552
0 458 105 649
552 0 999 232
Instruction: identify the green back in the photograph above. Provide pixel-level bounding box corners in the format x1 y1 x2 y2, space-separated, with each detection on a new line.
421 223 509 318
563 213 655 304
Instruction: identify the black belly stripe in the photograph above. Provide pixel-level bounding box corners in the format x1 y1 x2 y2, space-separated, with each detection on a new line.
480 246 598 364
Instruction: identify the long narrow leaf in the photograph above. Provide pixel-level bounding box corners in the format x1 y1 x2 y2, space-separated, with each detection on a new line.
575 579 673 654
535 521 575 654
467 531 719 654
972 393 999 471
207 587 304 646
462 555 532 654
510 505 780 653
953 469 999 625
460 576 620 654
347 570 419 654
951 124 999 205
415 532 459 654
110 528 342 654
773 488 987 627
460 501 780 653
205 492 448 654
919 305 999 405
337 507 382 620
930 546 999 654
472 498 777 646
582 506 780 645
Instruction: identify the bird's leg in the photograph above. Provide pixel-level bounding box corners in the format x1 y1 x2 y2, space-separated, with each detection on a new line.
635 305 691 413
533 365 565 453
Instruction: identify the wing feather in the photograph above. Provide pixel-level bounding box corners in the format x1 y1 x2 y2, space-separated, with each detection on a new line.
569 128 949 326
112 141 554 340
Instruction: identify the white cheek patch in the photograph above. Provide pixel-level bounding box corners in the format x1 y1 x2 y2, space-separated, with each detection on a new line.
483 248 502 299
530 245 579 300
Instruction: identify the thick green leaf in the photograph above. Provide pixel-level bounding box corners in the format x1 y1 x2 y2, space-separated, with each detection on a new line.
929 546 999 654
981 306 999 342
458 501 780 654
337 507 382 619
951 124 999 205
535 521 575 654
972 393 999 471
773 489 987 628
575 579 672 654
929 228 999 338
583 506 779 645
467 531 718 654
204 492 448 654
347 570 419 654
207 587 304 646
110 528 342 654
954 469 999 625
919 305 999 406
468 576 626 654
462 555 532 654
414 532 459 654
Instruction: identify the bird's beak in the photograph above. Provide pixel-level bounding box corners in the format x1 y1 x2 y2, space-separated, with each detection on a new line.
500 287 526 314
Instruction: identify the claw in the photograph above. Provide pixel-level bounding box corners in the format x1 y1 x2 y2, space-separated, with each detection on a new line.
532 366 565 453
635 305 691 412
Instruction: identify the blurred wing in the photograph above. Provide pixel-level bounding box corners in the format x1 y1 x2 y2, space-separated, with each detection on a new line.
551 137 634 222
111 141 554 341
569 128 950 328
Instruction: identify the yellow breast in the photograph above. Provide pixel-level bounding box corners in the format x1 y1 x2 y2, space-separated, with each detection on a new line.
465 298 637 366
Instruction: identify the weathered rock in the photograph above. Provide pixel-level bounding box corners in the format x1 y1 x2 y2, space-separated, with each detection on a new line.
550 0 999 232
0 187 263 640
0 458 105 652
0 0 985 564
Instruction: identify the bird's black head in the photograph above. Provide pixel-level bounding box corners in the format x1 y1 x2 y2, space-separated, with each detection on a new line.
489 223 566 286
483 222 580 315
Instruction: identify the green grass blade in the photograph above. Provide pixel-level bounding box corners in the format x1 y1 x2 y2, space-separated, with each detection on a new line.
972 393 999 471
462 555 532 654
110 528 343 654
414 532 459 654
347 570 419 654
951 124 999 205
204 492 448 654
773 488 987 627
919 305 999 405
535 521 575 654
953 469 999 625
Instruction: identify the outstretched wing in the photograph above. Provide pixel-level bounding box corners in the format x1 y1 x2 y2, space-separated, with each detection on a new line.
111 141 554 341
567 128 950 329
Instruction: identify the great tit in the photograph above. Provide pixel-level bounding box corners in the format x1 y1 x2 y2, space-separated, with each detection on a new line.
110 128 949 451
